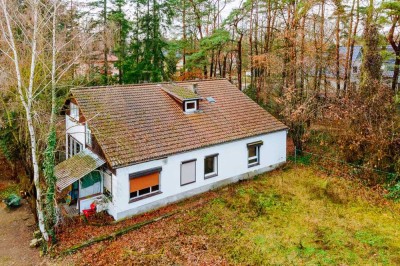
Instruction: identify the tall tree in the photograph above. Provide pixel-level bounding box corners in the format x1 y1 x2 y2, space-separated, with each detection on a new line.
382 1 400 92
0 0 92 244
359 0 382 96
109 0 130 84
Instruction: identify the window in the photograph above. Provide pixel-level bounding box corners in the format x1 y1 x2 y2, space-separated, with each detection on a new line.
129 167 161 201
103 169 112 198
184 100 197 113
204 154 218 179
247 141 263 167
352 66 358 74
70 102 79 120
181 159 196 185
68 135 82 158
85 122 92 147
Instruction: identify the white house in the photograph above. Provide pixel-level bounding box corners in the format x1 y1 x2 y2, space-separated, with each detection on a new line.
55 79 288 220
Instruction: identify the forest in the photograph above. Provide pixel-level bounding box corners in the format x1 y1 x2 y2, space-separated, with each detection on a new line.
0 0 399 252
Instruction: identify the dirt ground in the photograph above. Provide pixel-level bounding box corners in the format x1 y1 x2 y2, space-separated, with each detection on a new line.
0 153 47 266
0 200 48 266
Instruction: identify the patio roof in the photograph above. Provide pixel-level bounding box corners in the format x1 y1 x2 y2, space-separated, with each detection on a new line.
55 149 106 191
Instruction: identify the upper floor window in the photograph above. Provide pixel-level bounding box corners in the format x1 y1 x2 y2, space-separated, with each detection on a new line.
352 66 358 74
184 100 197 113
68 135 82 158
70 102 79 120
247 141 263 167
85 122 92 147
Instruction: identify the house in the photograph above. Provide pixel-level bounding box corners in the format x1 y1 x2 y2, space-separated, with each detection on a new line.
326 45 363 90
327 45 400 91
381 45 400 89
55 79 288 220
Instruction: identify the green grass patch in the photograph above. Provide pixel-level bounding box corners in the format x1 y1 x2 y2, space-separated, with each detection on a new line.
0 183 19 201
180 167 400 265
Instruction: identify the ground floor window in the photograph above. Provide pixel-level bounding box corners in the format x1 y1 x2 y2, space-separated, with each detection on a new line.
181 159 196 186
204 154 218 178
247 141 263 167
129 167 161 201
103 169 112 198
68 135 82 158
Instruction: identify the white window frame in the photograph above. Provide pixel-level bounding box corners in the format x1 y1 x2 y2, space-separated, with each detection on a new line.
204 154 218 179
70 102 79 120
68 135 83 158
184 100 197 113
85 122 92 147
248 145 260 167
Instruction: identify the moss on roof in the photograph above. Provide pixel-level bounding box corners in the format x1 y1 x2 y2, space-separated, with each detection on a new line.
161 84 200 100
71 79 288 168
55 149 105 191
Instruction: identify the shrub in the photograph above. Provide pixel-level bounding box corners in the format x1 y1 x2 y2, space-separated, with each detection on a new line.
386 182 400 202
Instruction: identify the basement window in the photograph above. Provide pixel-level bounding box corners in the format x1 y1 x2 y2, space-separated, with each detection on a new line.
184 100 197 113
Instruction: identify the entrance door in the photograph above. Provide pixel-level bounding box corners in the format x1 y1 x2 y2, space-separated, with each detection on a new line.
70 181 79 204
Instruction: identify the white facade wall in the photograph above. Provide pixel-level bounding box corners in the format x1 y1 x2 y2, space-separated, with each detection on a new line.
110 130 287 220
65 115 86 156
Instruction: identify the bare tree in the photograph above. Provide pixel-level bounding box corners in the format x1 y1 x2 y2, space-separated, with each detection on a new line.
0 0 93 242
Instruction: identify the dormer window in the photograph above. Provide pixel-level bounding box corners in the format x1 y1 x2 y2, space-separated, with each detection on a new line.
160 83 201 114
184 100 197 113
70 102 79 120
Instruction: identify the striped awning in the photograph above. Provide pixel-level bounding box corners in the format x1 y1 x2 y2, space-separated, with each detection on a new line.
55 149 106 191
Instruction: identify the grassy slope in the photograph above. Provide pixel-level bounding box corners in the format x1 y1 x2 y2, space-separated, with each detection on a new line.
60 165 400 265
184 166 400 265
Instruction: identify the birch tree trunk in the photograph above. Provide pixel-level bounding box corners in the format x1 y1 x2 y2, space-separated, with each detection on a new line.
0 0 49 241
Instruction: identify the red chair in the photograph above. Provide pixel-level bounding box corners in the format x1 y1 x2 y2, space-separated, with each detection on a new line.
82 202 96 219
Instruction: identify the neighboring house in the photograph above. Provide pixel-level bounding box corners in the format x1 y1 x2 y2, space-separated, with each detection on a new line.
55 79 288 220
75 51 119 78
326 45 363 90
381 45 400 89
327 45 400 90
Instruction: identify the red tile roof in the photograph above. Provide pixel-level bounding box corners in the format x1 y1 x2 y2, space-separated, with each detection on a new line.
71 79 287 168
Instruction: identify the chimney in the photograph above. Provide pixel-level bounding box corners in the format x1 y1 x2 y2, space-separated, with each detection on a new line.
191 83 198 94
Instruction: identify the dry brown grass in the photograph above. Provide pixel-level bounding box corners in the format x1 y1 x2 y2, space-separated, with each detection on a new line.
55 165 400 265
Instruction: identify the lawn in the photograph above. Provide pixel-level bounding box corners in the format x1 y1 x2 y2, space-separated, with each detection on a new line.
57 165 400 265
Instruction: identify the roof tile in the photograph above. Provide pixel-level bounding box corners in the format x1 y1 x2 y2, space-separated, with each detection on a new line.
71 79 287 168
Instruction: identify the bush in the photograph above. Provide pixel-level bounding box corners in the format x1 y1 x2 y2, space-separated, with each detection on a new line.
386 182 400 202
0 183 19 201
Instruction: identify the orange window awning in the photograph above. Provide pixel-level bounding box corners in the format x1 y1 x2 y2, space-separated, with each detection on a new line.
130 172 159 192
